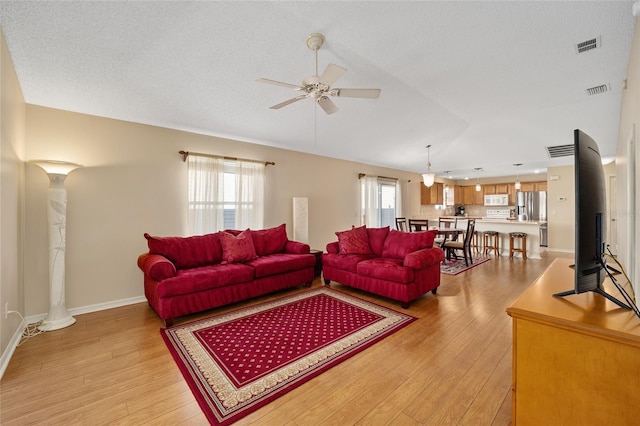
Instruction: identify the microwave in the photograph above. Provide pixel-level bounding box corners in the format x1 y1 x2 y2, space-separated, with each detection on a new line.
484 194 509 206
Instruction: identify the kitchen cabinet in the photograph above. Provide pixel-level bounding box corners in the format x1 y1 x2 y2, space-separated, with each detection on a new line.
495 183 509 194
454 186 462 205
461 186 483 205
518 181 547 192
483 185 496 195
420 182 444 205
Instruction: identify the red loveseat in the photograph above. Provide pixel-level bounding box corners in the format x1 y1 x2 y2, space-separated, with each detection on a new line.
322 226 444 308
137 224 315 326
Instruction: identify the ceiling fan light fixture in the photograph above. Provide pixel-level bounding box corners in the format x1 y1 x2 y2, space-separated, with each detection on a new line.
423 145 435 187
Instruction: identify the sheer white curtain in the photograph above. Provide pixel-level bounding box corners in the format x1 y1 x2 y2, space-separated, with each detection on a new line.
188 155 265 234
362 175 379 227
188 155 225 234
235 160 265 230
396 180 404 218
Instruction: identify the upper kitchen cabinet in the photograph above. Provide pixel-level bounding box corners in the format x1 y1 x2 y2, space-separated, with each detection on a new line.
518 181 547 192
420 182 444 205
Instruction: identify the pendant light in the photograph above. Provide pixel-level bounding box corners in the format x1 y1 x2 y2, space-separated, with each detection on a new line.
422 144 435 187
474 167 482 191
514 163 522 190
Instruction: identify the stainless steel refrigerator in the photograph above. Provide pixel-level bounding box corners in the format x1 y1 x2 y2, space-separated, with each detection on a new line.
516 191 548 246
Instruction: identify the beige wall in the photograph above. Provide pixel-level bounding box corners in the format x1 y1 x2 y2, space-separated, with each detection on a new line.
615 16 640 290
0 30 26 362
547 166 574 252
23 106 423 316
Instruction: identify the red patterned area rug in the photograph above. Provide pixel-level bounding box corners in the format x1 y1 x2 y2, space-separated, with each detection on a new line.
161 287 416 425
441 255 491 275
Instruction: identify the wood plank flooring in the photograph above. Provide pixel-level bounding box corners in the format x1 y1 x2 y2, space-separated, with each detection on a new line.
1 251 571 425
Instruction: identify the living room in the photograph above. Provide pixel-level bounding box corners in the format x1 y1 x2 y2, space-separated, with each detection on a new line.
2 2 640 424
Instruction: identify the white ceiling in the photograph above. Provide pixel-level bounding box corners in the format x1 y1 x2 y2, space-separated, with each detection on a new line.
1 1 636 179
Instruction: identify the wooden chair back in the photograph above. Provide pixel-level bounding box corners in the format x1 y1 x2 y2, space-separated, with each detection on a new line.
408 219 429 232
395 217 408 231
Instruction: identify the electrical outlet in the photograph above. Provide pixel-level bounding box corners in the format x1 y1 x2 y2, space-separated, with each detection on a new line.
4 302 8 319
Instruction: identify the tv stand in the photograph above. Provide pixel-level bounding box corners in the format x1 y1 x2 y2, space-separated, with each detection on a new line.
507 258 640 425
553 286 632 310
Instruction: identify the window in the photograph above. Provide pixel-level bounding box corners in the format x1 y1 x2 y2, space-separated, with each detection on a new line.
361 176 402 228
187 155 265 234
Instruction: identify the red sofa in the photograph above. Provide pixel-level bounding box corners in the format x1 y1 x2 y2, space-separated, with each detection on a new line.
137 224 315 326
322 226 444 308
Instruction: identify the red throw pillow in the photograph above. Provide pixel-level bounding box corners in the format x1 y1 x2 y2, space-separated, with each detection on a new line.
219 229 258 264
367 226 390 256
144 232 222 269
251 224 288 256
381 229 437 259
336 225 373 255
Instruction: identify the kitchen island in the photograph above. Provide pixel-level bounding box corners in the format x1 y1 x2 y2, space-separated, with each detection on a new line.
421 216 544 259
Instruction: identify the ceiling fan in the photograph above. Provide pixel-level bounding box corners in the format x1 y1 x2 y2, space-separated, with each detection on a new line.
257 33 381 115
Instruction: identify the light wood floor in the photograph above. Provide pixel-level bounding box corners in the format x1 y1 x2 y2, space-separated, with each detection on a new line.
1 251 571 425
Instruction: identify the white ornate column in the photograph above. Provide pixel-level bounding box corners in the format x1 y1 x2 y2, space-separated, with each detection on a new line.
32 160 82 331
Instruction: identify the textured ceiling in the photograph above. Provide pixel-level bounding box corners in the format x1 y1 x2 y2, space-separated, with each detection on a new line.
1 1 636 179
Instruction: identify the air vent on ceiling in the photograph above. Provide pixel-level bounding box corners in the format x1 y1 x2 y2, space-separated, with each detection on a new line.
575 36 601 54
586 84 610 96
546 144 574 158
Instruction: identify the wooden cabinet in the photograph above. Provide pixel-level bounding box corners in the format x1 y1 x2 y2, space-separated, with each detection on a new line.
483 185 496 195
462 186 475 205
507 258 640 425
495 183 509 194
420 182 443 205
536 181 547 191
517 181 548 193
454 186 462 205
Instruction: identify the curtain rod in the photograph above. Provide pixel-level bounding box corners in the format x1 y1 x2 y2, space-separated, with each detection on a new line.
179 150 275 166
358 173 398 181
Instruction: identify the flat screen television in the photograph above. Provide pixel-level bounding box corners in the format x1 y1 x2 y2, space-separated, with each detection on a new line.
553 129 630 309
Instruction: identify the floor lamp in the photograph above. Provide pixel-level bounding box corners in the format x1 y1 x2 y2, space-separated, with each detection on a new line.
32 160 82 331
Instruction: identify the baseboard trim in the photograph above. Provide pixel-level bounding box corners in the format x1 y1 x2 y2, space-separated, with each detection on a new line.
25 295 147 324
0 317 27 380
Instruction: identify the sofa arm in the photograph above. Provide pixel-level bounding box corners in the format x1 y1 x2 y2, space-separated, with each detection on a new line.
326 241 339 254
284 240 310 254
403 247 445 270
137 253 177 281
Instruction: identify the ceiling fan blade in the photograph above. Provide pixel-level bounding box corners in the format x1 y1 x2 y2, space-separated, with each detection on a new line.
334 88 381 99
319 63 347 86
257 78 304 90
317 96 339 115
270 95 307 110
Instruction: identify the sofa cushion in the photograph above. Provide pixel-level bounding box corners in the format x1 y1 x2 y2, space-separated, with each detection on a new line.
357 258 414 284
245 253 315 278
158 263 255 297
322 252 377 273
144 232 222 270
367 226 390 257
219 229 258 264
252 224 288 256
336 225 373 254
381 229 437 259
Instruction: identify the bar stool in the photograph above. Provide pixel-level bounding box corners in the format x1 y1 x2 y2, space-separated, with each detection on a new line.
471 230 482 253
483 231 500 256
509 232 527 259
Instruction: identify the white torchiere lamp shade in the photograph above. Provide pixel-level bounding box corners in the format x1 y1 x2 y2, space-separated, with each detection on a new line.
32 160 82 331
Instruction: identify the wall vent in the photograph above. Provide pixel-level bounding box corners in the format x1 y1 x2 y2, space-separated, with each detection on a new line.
575 36 601 54
546 144 574 158
586 84 610 96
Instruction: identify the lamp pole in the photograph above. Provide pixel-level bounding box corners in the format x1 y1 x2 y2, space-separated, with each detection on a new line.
32 160 82 331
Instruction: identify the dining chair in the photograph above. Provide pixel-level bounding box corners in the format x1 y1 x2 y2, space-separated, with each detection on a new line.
408 219 429 232
395 217 408 231
443 219 476 266
438 217 457 229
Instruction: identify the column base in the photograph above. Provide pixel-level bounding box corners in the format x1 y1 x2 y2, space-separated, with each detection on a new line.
38 314 76 331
